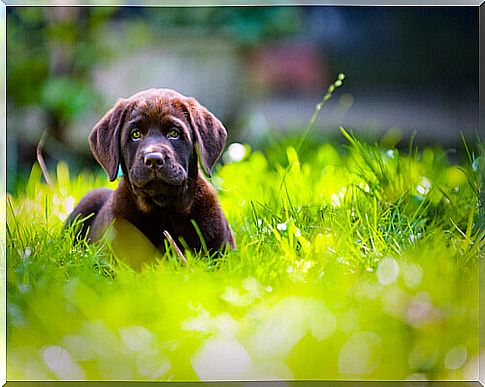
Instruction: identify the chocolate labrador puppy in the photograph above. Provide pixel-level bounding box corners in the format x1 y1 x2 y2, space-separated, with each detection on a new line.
67 89 235 262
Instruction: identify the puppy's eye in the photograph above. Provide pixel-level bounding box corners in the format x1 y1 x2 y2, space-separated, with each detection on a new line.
131 129 142 140
167 128 179 139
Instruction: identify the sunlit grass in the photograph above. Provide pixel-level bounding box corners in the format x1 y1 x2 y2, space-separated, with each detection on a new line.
6 130 483 381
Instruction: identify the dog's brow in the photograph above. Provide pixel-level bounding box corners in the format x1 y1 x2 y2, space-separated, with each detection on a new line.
167 116 186 128
128 118 142 127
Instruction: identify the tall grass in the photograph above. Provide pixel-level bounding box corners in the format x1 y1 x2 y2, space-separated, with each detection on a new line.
6 121 483 380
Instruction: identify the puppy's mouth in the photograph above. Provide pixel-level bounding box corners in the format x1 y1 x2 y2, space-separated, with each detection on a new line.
132 173 187 201
149 172 186 186
134 175 185 190
131 164 187 186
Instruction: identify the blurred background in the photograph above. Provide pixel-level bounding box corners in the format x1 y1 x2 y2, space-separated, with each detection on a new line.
7 6 479 192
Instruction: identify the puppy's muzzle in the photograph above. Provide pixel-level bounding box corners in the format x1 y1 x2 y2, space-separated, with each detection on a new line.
143 152 165 170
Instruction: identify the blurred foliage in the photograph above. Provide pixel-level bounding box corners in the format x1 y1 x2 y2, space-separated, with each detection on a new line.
6 131 483 381
7 7 117 137
7 6 302 149
143 7 302 47
7 6 301 112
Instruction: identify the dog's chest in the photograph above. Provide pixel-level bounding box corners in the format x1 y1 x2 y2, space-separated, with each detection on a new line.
128 211 202 251
112 181 203 251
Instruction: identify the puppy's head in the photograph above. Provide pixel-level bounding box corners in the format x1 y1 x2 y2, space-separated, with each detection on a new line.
88 89 227 207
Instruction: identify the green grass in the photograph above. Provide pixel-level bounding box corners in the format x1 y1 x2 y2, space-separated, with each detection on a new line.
6 128 483 381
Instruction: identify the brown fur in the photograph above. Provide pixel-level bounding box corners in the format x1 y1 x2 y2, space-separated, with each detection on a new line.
67 89 235 264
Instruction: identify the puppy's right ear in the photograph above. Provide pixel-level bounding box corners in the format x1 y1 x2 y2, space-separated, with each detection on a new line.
88 99 128 182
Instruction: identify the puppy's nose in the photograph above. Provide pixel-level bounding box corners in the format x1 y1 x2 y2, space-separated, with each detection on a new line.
143 152 165 169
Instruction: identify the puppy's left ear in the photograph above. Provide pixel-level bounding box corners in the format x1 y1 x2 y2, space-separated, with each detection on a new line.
184 99 227 177
89 99 128 182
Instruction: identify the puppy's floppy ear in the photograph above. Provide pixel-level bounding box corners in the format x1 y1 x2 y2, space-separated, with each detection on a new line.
184 98 227 177
88 99 128 182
